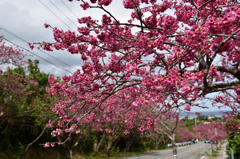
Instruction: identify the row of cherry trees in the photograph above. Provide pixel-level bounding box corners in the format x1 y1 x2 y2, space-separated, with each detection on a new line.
2 0 237 157
0 33 196 158
194 121 227 152
29 0 239 158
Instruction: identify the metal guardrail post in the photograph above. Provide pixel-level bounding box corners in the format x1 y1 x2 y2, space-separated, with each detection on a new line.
230 148 234 159
167 141 194 148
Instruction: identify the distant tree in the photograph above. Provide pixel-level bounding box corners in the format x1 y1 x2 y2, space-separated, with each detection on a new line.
0 35 28 66
0 67 38 153
0 59 60 158
197 115 208 121
194 122 226 151
175 123 194 142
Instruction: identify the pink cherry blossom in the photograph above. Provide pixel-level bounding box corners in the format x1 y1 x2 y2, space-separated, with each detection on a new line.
44 142 50 147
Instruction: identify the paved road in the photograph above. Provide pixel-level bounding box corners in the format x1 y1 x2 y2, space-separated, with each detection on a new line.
122 142 211 159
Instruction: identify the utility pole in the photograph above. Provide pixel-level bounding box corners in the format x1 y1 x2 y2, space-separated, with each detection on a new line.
194 113 198 142
194 112 196 127
9 59 13 68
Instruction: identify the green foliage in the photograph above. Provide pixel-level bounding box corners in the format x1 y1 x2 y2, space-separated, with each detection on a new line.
226 113 240 158
21 147 68 159
204 151 210 156
111 146 120 153
0 59 59 158
90 152 96 157
227 134 240 158
129 135 153 152
182 118 202 132
13 142 24 159
211 117 222 121
197 115 208 121
192 152 201 159
75 131 95 154
204 151 218 157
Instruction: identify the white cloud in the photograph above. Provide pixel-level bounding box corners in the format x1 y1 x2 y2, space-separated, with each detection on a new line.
0 0 136 77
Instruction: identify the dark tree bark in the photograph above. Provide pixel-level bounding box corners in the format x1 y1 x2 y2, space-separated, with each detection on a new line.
93 131 106 154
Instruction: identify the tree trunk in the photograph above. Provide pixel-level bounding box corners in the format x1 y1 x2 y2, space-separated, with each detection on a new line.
69 149 74 159
112 137 120 149
154 135 162 150
94 131 106 154
126 140 131 152
106 133 119 157
67 146 74 159
172 133 178 159
126 136 133 152
106 142 113 157
215 141 218 151
106 137 119 157
93 132 98 154
211 142 213 153
155 142 159 150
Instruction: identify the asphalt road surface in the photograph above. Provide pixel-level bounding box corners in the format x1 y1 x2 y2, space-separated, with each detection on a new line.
122 142 211 159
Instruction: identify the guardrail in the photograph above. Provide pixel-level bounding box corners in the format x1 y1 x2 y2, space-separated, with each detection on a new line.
167 141 193 147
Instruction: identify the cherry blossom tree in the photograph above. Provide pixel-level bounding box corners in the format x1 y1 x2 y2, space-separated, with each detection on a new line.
0 35 36 125
0 34 34 109
175 123 194 143
0 68 39 140
153 111 181 158
194 122 227 151
225 112 240 137
31 0 240 158
45 85 161 158
0 35 28 66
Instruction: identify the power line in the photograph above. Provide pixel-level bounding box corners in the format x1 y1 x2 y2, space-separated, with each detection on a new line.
60 0 79 19
2 37 74 74
49 0 78 28
38 0 73 30
0 26 77 71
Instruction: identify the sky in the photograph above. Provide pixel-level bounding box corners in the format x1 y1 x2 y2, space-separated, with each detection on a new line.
0 0 233 113
0 0 132 76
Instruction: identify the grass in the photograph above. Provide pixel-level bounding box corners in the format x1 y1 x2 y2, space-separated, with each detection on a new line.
211 151 219 157
76 149 161 159
192 152 201 159
204 150 219 158
1 146 167 159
